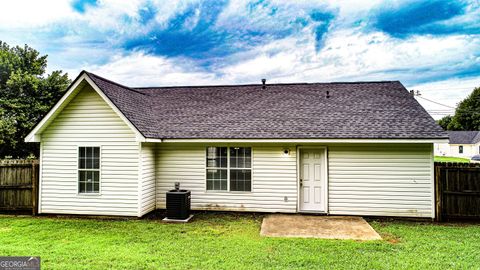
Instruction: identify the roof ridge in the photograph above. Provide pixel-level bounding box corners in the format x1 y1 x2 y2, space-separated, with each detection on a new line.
132 80 400 90
84 71 147 95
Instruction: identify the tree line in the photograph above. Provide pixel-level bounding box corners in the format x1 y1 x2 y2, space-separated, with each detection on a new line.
437 87 480 131
0 41 70 158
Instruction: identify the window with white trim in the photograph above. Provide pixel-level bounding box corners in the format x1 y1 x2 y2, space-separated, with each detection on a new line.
206 147 252 192
78 147 100 193
459 145 463 154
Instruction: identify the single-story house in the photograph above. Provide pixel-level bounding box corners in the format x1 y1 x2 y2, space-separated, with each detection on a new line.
26 71 448 218
434 131 480 158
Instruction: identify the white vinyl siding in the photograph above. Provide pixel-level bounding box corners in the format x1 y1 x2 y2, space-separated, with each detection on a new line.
434 143 479 158
156 144 297 212
139 143 156 216
451 144 476 158
40 85 140 216
38 87 434 219
328 144 434 218
155 143 433 217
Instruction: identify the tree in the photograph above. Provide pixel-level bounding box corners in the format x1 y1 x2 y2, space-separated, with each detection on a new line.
437 115 452 130
0 41 71 158
447 87 480 131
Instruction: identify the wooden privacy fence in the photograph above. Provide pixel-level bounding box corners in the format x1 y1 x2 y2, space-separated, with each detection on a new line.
435 162 480 221
1 159 478 219
0 159 39 215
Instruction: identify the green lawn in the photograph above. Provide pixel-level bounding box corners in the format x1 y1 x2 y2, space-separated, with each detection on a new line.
1 213 480 269
434 156 471 163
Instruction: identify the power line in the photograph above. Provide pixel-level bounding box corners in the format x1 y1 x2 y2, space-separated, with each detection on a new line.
415 86 476 91
411 89 480 118
427 109 480 114
415 96 456 109
412 90 480 112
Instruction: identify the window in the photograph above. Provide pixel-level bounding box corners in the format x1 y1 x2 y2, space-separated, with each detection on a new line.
459 145 463 154
206 147 227 191
206 147 252 192
230 147 252 191
78 147 100 193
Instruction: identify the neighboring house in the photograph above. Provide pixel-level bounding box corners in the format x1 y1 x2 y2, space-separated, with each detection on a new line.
435 131 480 158
25 71 448 218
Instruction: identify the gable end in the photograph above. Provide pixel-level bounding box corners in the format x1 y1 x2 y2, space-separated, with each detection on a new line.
25 72 146 143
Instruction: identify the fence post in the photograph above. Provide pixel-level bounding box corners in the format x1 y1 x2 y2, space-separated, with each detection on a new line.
31 161 37 215
434 163 442 222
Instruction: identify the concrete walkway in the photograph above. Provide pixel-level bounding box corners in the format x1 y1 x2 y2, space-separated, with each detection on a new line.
260 214 382 240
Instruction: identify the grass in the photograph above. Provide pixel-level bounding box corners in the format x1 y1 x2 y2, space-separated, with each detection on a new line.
434 156 470 163
1 213 480 269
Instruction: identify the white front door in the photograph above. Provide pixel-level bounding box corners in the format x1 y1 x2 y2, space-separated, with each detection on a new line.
299 148 327 212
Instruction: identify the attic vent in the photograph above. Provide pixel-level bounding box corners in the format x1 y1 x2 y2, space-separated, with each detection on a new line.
261 78 266 89
326 91 330 98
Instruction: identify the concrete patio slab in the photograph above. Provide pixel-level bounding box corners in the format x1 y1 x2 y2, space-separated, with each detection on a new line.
260 214 382 240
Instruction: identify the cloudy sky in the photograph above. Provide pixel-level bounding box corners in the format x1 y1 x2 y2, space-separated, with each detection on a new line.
1 0 479 118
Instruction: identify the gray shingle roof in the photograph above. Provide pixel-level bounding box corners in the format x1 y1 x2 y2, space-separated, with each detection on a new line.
447 131 480 144
85 71 447 140
475 132 480 144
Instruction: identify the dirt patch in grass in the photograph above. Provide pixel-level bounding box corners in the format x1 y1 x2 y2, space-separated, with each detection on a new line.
379 232 401 244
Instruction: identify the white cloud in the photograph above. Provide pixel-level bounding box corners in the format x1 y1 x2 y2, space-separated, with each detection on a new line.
0 0 192 33
216 0 384 35
219 27 480 83
0 0 76 27
85 52 217 86
76 0 146 31
219 32 316 83
183 7 201 30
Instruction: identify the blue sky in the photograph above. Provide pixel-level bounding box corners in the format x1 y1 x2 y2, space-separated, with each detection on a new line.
0 0 479 118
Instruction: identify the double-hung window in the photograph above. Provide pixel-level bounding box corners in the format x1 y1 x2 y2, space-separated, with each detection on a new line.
206 147 228 191
78 147 100 193
206 147 252 192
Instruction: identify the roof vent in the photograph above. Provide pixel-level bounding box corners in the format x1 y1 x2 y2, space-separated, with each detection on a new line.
326 91 330 98
261 78 266 89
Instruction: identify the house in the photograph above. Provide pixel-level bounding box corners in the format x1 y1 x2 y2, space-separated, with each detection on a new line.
25 71 448 218
434 131 480 158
